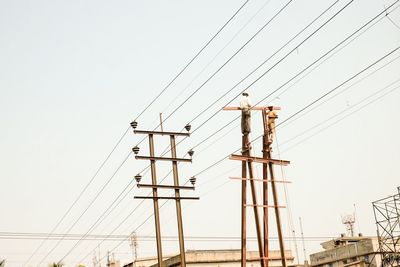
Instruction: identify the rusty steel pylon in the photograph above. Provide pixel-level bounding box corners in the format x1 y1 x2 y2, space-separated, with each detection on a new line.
130 121 199 267
224 106 290 267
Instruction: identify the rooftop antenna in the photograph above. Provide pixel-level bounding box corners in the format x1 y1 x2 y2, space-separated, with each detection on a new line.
341 214 355 237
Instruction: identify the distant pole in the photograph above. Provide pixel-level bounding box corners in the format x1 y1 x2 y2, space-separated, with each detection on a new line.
292 229 300 265
130 231 138 266
159 113 164 132
299 217 307 262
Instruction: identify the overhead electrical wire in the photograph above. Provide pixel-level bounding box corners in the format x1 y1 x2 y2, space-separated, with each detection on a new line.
277 52 400 131
91 35 400 267
138 4 400 237
100 35 400 267
116 49 400 263
149 0 273 126
25 1 253 265
134 0 344 176
0 231 337 242
21 128 129 267
35 152 131 267
279 79 400 153
194 44 400 178
167 1 400 162
47 1 396 264
189 0 400 163
187 0 341 127
50 2 303 263
154 0 295 128
71 1 384 262
133 0 252 123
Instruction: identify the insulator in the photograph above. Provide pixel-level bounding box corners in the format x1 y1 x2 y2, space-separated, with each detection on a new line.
134 174 142 183
130 121 138 129
189 176 196 186
132 146 140 155
185 123 191 132
188 149 194 157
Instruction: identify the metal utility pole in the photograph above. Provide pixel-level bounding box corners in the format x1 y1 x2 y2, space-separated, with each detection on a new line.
224 106 290 267
130 121 199 267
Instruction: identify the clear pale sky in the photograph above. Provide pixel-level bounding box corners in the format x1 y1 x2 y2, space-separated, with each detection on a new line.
1 0 400 266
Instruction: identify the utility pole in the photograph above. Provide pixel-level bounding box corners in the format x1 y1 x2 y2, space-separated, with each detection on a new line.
130 121 199 267
224 105 290 267
130 231 138 266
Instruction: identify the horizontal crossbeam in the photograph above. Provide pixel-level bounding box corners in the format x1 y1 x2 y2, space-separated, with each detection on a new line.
248 256 294 260
133 130 190 136
223 106 281 111
134 196 199 200
135 156 192 163
229 177 291 183
137 184 195 190
229 154 290 166
244 204 286 208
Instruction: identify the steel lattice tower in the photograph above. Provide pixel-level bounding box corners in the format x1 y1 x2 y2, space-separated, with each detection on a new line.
373 186 400 267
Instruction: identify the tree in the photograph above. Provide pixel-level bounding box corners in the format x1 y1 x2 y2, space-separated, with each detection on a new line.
0 259 5 267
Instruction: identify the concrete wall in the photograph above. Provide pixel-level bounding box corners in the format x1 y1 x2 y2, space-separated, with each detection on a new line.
310 238 380 267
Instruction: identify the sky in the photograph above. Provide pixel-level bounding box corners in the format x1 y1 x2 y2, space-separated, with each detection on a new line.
0 0 400 266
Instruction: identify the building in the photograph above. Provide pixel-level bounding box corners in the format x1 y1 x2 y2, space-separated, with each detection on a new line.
124 249 295 267
310 235 381 267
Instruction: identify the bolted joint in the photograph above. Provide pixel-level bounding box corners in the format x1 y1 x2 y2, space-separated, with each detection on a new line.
134 174 142 183
189 176 196 186
132 146 140 155
188 149 194 157
130 121 138 129
184 123 191 132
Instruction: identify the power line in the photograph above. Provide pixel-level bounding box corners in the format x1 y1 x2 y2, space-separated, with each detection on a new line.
158 0 295 127
277 46 400 127
138 0 344 175
21 126 130 267
279 79 400 153
36 152 131 267
182 0 355 155
25 2 252 266
194 44 400 177
57 3 303 262
190 0 400 168
91 25 399 265
277 52 400 131
187 0 341 127
117 0 297 182
79 2 365 255
54 2 398 266
133 0 251 122
0 232 337 241
153 0 272 123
